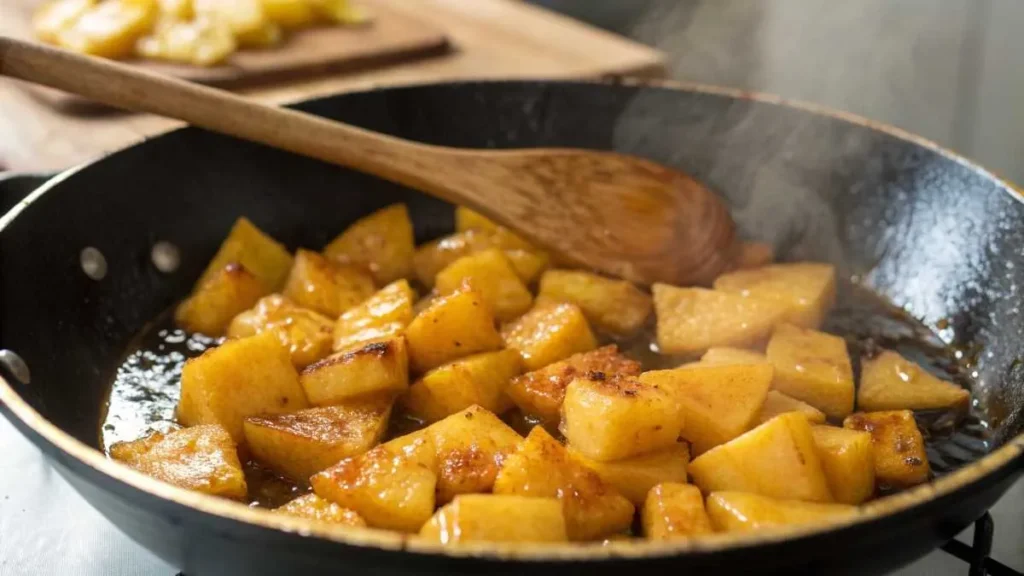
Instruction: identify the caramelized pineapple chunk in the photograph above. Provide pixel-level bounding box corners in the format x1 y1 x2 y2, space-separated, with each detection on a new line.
380 429 437 471
493 427 634 541
502 301 597 371
858 349 970 411
323 204 416 285
228 294 334 367
766 324 854 419
402 349 521 422
260 0 316 27
700 347 769 366
177 331 308 442
332 279 415 352
756 390 827 426
405 286 503 373
506 345 641 424
175 263 267 336
274 494 366 527
652 284 785 356
135 16 236 67
640 363 772 455
688 413 833 502
811 426 875 504
435 250 533 322
110 424 246 499
282 249 375 318
414 229 548 287
299 336 408 405
421 495 567 544
56 0 159 58
537 270 652 336
570 443 689 505
193 0 265 35
706 492 856 532
561 373 683 461
844 410 930 489
714 263 836 329
243 398 391 481
33 0 97 44
196 217 294 292
642 483 713 540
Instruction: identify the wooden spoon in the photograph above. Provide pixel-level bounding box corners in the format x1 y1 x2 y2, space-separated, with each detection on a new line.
0 37 737 286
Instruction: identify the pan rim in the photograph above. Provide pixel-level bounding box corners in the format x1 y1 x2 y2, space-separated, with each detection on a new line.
0 78 1022 562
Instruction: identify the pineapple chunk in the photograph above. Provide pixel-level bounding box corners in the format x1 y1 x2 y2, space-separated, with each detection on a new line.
227 294 333 368
193 0 265 35
642 483 713 540
706 492 856 532
435 250 533 322
299 336 408 406
110 424 246 499
766 324 854 419
844 410 930 489
177 331 308 443
33 0 97 44
243 398 391 481
420 495 567 544
700 347 769 366
158 0 193 18
454 207 513 238
493 427 634 541
502 301 597 371
282 249 375 319
652 284 785 356
688 413 833 502
640 363 772 455
713 263 836 329
405 286 503 373
735 242 775 269
323 204 415 285
414 229 548 287
402 349 521 422
560 373 683 461
135 16 237 67
274 494 366 527
57 0 159 58
196 217 293 292
235 20 282 48
332 279 416 352
537 270 652 336
858 349 970 411
506 345 641 424
756 390 827 426
811 426 875 504
311 445 436 532
570 443 689 505
380 429 437 471
175 263 267 336
310 0 369 24
260 0 317 28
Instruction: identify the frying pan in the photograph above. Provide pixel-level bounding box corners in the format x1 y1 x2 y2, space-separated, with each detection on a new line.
0 80 1021 575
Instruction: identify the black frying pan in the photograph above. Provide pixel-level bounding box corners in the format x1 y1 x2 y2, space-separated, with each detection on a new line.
0 80 1021 575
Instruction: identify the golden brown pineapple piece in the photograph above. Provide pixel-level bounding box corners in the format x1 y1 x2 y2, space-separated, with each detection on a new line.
274 494 366 527
688 413 833 503
756 390 827 426
652 284 785 356
261 0 317 28
110 424 246 499
33 0 97 44
560 373 683 461
642 483 713 540
435 249 533 322
811 426 875 504
282 249 375 318
713 263 836 329
858 349 970 411
502 301 597 371
323 204 415 285
135 16 236 67
570 443 689 505
414 229 548 287
195 217 294 293
243 398 392 481
420 495 568 544
177 331 309 443
56 0 159 58
537 270 652 336
299 336 408 405
766 324 854 419
700 347 769 366
844 410 930 489
380 429 437 471
402 349 521 422
175 263 267 336
506 345 641 424
493 427 634 541
706 492 856 532
332 279 416 352
228 294 334 368
405 286 503 373
193 0 265 35
640 363 772 455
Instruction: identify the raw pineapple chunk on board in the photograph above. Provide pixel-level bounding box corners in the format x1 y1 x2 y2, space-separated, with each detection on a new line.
688 413 834 503
640 363 772 455
282 249 375 318
811 426 875 504
560 373 684 461
193 0 265 36
261 0 318 28
227 294 334 368
175 263 267 336
195 217 294 293
311 445 436 532
844 410 930 489
506 345 641 424
243 397 391 481
756 390 827 426
274 494 366 527
299 336 408 405
536 270 652 336
56 0 159 58
766 324 855 419
502 301 597 371
569 443 689 505
420 495 568 544
110 424 247 499
402 349 521 422
858 349 970 411
136 16 237 67
177 331 309 442
706 492 856 532
414 229 548 287
404 286 504 373
700 347 769 366
651 284 785 356
435 250 533 322
323 204 416 285
642 483 713 540
33 0 97 44
713 263 836 329
493 427 634 541
158 0 193 18
234 20 282 47
311 0 369 24
332 279 416 352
